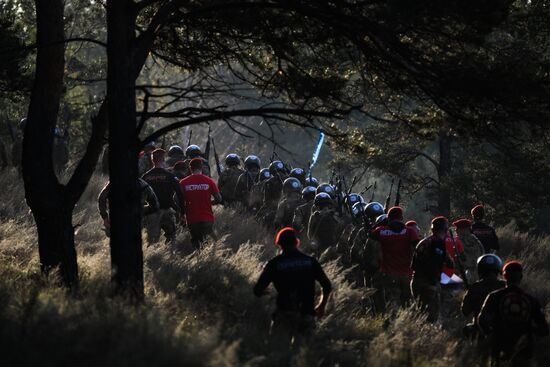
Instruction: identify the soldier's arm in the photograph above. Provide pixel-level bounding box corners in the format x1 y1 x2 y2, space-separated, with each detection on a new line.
253 262 274 297
307 213 318 240
292 207 303 232
477 293 497 335
274 201 284 226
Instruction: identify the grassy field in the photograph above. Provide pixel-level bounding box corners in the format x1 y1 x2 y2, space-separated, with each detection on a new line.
0 169 548 366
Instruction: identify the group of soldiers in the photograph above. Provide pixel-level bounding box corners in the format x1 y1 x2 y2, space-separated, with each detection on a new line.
96 142 548 366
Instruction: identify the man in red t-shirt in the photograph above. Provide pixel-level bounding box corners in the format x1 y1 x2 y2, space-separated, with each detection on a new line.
180 158 222 248
369 206 420 312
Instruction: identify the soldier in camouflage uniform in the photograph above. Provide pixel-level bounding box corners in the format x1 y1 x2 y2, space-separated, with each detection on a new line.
98 178 159 237
218 154 244 206
274 177 303 229
308 193 344 258
292 186 316 253
166 145 185 168
234 155 261 210
257 161 287 226
453 219 485 283
461 254 505 338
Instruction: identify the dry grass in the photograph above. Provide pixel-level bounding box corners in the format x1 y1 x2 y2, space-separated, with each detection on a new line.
0 169 548 366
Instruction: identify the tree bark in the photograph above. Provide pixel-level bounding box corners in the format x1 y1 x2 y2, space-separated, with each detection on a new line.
22 0 79 287
107 0 143 299
438 127 452 218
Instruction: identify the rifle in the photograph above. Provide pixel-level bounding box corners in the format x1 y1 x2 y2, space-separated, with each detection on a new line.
384 178 395 213
187 129 193 148
370 181 377 202
204 126 211 161
211 136 222 177
360 184 373 196
449 229 469 289
394 178 402 207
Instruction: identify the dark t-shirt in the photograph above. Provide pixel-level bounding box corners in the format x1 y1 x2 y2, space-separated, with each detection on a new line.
254 250 332 315
471 222 499 252
142 167 184 210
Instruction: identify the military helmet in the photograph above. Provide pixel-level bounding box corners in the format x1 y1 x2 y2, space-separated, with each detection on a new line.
302 186 317 202
477 254 503 276
316 183 335 198
290 168 306 182
283 177 302 195
314 192 333 208
259 168 271 181
269 160 285 175
365 202 385 219
185 144 202 158
374 214 388 228
345 193 363 208
168 145 184 157
305 177 319 188
352 202 368 219
244 155 261 170
225 153 241 167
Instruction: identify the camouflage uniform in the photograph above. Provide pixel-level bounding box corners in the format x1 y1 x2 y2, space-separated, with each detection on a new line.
308 207 344 257
257 175 285 226
458 233 485 283
218 166 244 205
462 277 505 323
274 193 303 229
234 171 259 209
292 201 313 232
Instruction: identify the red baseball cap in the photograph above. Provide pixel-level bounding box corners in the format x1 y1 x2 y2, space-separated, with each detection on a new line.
387 206 404 220
453 218 472 229
275 227 299 248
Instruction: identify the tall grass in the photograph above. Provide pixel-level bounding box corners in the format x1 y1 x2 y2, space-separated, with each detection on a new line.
0 169 548 366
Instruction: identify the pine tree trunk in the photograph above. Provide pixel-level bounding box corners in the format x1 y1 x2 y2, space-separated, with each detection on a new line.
107 0 143 300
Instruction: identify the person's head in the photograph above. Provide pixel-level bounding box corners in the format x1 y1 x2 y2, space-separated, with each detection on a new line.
431 216 449 237
151 148 166 167
406 220 420 236
471 204 485 222
387 206 404 223
477 254 503 280
503 260 523 286
275 227 299 251
189 158 203 173
453 218 472 237
244 155 261 174
225 153 241 168
173 161 187 177
185 145 202 159
314 192 333 210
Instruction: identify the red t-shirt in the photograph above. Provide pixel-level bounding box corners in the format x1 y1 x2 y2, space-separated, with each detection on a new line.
370 222 420 276
180 174 219 225
442 236 464 277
